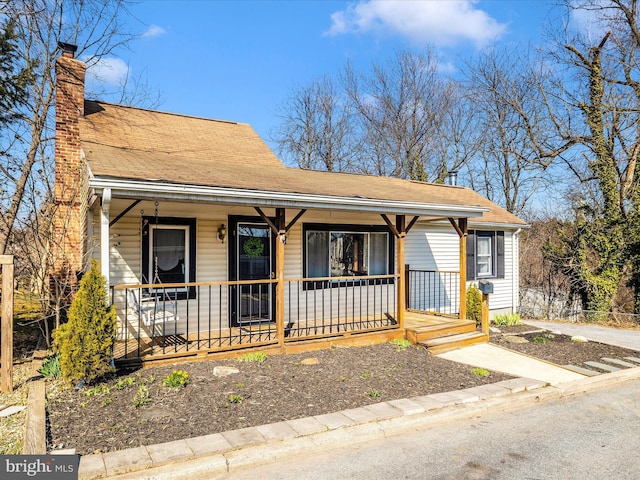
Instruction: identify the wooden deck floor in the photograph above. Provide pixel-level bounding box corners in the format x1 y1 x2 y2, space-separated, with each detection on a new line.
404 310 464 328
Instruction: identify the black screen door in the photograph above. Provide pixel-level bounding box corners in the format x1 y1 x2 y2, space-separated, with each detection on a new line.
230 220 275 326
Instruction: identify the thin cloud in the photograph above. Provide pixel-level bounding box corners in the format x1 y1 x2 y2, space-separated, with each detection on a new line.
569 1 610 43
87 57 130 86
325 0 508 47
142 24 167 39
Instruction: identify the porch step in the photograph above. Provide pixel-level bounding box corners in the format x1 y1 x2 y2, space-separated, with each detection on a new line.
406 319 477 344
420 331 489 354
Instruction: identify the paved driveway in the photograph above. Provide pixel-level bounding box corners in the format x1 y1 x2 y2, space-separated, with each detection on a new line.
525 320 640 351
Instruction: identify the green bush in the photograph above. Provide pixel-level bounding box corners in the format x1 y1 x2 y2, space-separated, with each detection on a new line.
493 312 523 326
390 338 412 351
38 353 61 380
162 369 190 388
133 385 150 408
52 259 117 386
237 352 267 362
466 283 482 325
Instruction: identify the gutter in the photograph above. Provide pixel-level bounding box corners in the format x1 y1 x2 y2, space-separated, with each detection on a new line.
512 228 522 314
90 177 489 218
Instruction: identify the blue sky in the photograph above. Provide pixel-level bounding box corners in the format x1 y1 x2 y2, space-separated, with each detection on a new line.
86 1 556 151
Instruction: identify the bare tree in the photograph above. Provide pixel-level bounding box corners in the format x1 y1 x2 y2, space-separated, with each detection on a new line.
344 49 462 181
464 47 571 216
435 83 484 184
0 0 138 257
541 0 640 314
273 76 355 171
0 17 32 126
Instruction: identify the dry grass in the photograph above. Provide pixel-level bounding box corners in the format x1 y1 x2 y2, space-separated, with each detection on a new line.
0 362 33 454
0 293 44 455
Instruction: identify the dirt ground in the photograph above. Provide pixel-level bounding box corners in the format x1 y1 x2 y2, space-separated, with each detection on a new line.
45 326 640 456
47 342 512 455
489 325 639 365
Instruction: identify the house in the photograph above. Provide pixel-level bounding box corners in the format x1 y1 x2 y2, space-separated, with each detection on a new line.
53 46 527 365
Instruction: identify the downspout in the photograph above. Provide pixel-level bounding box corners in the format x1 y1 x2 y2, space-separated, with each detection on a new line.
512 228 521 314
101 188 111 288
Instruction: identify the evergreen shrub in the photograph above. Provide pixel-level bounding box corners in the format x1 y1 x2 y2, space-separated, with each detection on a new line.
52 259 117 385
466 283 482 326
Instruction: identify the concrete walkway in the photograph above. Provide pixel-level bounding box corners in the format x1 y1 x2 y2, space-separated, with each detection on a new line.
525 320 640 351
437 343 585 385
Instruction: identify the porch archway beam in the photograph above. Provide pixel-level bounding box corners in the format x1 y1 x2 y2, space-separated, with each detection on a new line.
254 207 279 235
381 214 402 237
448 217 463 237
452 217 468 320
109 199 141 228
285 209 306 233
405 216 420 234
381 214 419 237
254 207 306 236
100 188 112 286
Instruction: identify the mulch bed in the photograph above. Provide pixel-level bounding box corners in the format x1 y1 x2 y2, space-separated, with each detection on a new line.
46 327 640 456
491 326 640 365
47 343 512 455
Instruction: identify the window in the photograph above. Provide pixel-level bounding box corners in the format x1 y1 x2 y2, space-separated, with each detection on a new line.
476 234 492 277
150 225 189 284
304 224 393 287
142 217 196 299
466 230 504 280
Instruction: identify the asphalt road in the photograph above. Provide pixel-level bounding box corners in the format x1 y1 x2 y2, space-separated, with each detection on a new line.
218 380 640 480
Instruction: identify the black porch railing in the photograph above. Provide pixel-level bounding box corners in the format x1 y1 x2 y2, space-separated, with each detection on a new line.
284 274 398 339
406 269 459 316
111 274 399 361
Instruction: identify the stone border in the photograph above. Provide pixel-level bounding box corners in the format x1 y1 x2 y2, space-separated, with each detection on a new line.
76 368 640 479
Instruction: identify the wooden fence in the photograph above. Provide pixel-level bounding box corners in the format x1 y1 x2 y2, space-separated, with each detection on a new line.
1 255 15 393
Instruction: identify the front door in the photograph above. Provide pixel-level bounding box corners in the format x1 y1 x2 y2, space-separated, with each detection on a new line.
229 219 275 326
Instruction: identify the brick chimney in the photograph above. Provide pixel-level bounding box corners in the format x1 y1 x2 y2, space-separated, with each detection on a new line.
52 42 87 295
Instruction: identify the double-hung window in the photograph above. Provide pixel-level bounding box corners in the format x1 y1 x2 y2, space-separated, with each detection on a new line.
304 224 393 288
142 217 196 299
476 234 493 277
466 230 504 280
149 225 189 285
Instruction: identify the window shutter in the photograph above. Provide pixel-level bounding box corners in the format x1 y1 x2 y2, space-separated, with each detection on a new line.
466 230 476 280
496 231 505 279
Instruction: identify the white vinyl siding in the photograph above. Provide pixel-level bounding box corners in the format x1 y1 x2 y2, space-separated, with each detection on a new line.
404 224 517 313
99 201 518 334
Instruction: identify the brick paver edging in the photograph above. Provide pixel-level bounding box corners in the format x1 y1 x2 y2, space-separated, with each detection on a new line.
77 368 640 480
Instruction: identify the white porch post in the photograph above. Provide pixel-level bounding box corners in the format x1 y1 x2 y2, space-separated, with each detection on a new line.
100 188 111 288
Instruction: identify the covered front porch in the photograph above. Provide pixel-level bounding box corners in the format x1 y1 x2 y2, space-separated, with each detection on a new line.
96 187 489 366
110 266 486 366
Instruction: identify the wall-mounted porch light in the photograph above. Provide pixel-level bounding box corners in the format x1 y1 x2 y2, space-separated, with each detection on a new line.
217 224 227 243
